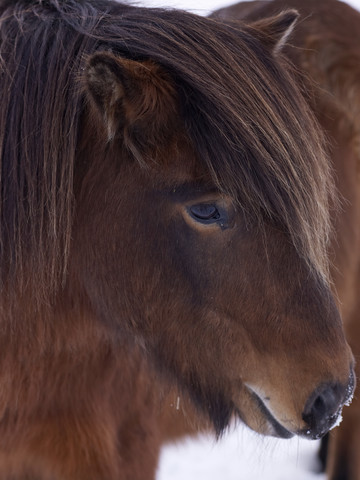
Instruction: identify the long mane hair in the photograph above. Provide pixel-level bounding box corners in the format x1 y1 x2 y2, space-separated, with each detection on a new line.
0 0 333 306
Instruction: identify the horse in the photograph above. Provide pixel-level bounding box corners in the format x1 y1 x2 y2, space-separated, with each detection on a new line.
208 1 360 478
0 0 354 478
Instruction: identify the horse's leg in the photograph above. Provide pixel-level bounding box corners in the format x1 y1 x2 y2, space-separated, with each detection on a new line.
319 433 329 473
326 400 360 480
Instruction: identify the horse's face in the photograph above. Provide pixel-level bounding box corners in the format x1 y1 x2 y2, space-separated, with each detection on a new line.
75 51 354 440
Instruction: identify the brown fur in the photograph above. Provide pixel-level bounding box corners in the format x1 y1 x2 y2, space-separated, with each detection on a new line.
211 1 360 479
0 0 355 478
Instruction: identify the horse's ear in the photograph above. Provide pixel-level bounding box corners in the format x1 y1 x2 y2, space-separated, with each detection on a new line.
84 52 177 162
251 10 298 55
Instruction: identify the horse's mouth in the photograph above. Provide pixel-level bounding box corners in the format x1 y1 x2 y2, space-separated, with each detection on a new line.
243 389 294 439
298 408 343 440
241 374 354 440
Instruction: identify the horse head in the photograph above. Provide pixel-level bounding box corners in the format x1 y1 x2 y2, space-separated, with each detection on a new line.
71 11 354 440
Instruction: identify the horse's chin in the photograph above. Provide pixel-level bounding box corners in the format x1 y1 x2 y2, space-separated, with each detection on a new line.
239 388 294 439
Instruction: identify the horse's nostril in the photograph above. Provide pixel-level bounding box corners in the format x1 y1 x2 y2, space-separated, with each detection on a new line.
302 382 345 439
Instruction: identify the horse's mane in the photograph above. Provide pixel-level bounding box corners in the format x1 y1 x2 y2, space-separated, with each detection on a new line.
0 0 333 304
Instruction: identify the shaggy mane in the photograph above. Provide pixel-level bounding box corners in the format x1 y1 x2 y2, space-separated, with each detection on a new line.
0 0 333 303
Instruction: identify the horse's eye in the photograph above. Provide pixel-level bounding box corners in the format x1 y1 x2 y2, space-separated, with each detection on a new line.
189 204 220 222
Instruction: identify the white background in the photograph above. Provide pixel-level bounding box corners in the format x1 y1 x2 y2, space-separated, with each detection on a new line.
133 0 360 478
137 0 360 15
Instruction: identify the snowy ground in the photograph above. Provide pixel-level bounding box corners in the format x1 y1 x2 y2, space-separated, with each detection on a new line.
134 0 360 478
157 425 327 480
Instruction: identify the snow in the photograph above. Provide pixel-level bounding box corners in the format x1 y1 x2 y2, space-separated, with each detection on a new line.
157 425 327 480
136 0 360 16
132 0 360 477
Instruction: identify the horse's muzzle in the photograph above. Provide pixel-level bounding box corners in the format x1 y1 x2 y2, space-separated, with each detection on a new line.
300 369 356 440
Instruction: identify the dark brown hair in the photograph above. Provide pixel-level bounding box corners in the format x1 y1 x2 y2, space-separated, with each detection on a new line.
0 0 333 304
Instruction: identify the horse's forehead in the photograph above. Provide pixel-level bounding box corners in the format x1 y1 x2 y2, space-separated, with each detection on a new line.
133 135 215 188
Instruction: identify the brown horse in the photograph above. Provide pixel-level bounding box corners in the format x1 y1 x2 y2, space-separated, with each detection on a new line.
0 0 355 478
209 0 360 479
